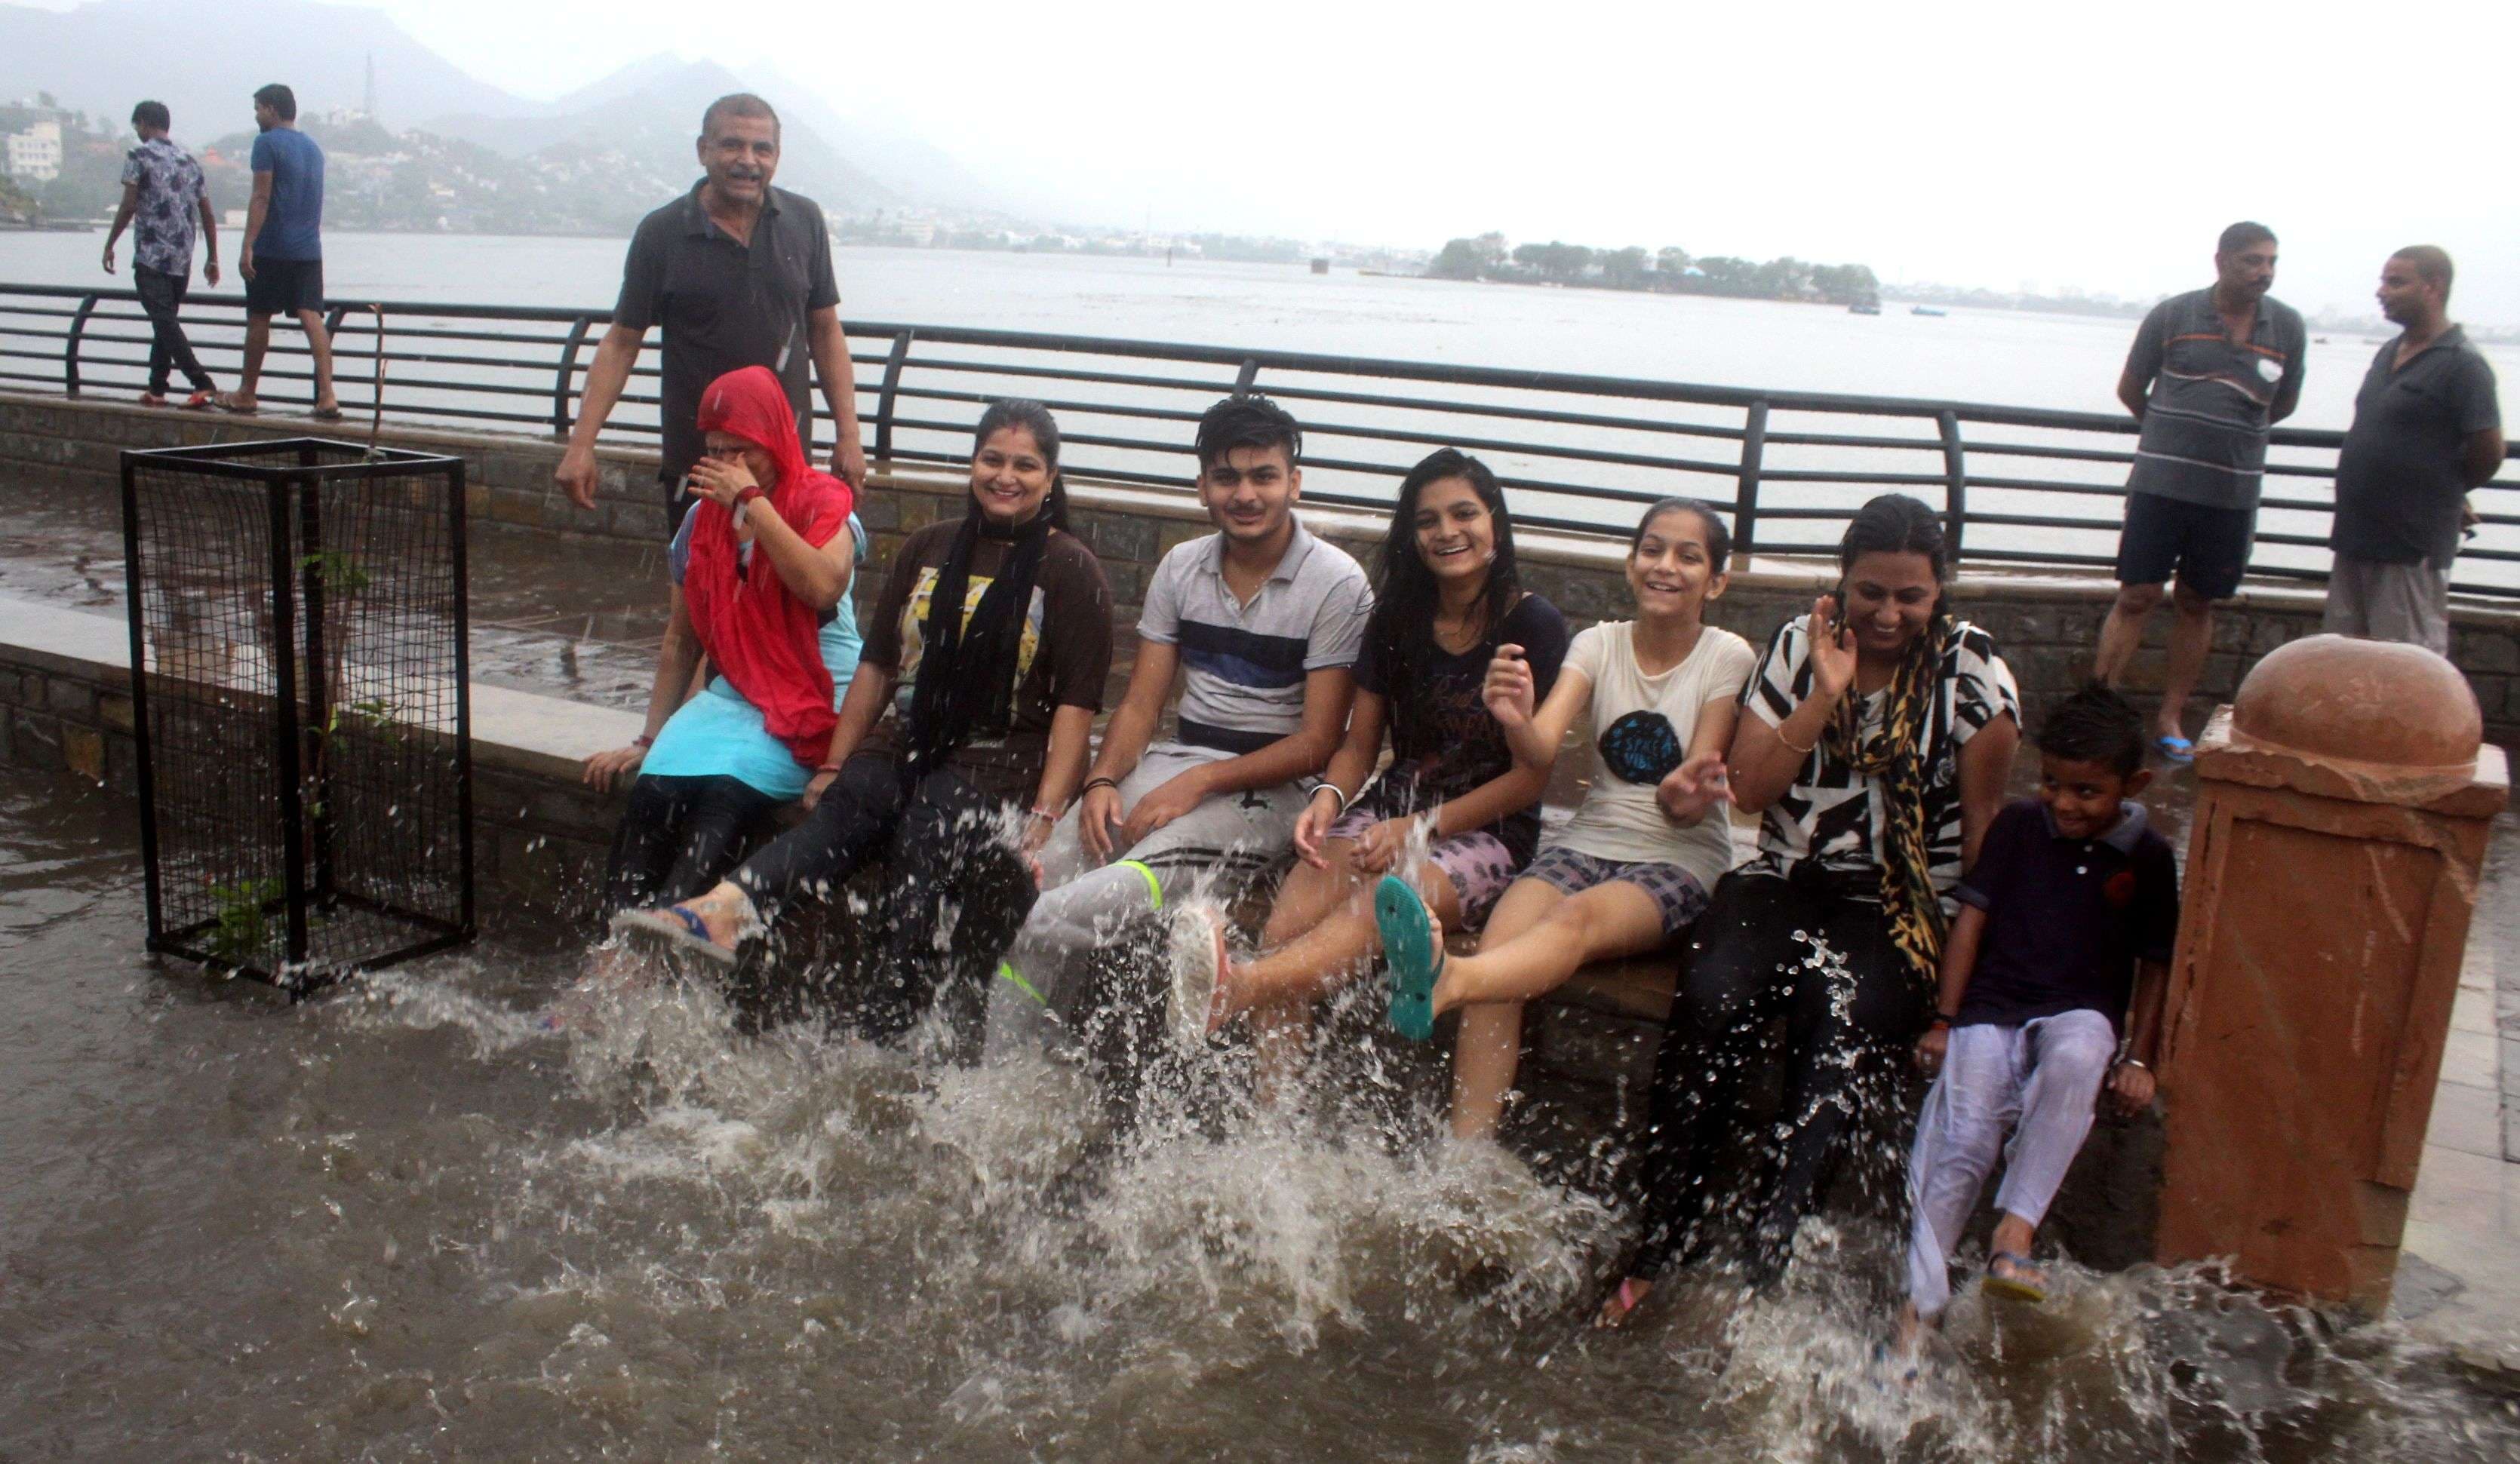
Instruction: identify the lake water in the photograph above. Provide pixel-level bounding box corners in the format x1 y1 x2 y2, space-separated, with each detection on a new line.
5 232 2515 588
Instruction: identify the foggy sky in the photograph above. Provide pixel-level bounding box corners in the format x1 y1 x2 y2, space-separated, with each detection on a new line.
50 0 2520 324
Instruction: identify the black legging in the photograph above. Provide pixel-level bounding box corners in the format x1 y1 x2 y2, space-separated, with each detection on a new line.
601 773 781 917
730 754 1039 1047
1633 867 1927 1287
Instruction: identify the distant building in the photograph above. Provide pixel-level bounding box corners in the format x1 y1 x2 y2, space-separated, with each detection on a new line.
5 120 61 182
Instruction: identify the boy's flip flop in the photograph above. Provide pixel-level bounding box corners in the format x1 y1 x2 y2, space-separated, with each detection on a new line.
608 906 736 968
2153 735 2195 765
1374 874 1443 1042
1981 1250 2048 1304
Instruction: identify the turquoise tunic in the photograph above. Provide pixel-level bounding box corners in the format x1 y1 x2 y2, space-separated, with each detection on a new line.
642 514 865 799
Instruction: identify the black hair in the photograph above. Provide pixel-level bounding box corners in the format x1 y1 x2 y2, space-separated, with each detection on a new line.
1364 448 1520 744
131 100 171 131
971 398 1069 531
1631 496 1732 572
1839 492 1950 617
2217 220 2276 255
1194 393 1301 474
252 84 296 121
2038 683 2147 777
2393 244 2455 302
700 92 780 143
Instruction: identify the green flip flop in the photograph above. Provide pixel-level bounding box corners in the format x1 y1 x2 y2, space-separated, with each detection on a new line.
1374 874 1443 1042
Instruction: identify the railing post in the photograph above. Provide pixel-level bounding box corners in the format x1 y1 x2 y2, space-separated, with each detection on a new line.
65 292 100 397
1734 400 1769 557
873 329 914 465
552 314 592 436
1234 358 1260 394
1938 409 1968 558
321 304 350 410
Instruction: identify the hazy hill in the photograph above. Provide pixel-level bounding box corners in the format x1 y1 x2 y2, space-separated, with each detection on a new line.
0 0 514 136
416 56 901 216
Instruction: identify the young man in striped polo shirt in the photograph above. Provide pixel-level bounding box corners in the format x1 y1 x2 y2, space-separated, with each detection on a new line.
2093 222 2305 761
994 394 1375 1070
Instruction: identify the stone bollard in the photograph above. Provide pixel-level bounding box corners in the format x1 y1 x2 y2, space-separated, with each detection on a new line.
2155 634 2509 1312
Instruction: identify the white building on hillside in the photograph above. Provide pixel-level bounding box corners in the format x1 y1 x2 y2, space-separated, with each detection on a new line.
5 121 62 182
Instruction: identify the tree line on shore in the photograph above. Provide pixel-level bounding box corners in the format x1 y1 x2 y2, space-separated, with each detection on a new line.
1425 232 1881 305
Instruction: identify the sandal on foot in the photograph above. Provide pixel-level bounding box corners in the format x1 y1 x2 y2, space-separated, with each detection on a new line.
137 392 170 408
2153 734 2195 766
1373 874 1443 1042
609 905 737 968
215 393 259 416
1594 1276 1652 1330
180 390 217 411
311 404 345 422
1163 903 1227 1049
1981 1250 2048 1304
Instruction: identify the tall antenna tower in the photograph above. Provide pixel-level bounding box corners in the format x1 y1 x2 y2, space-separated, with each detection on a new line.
363 51 376 120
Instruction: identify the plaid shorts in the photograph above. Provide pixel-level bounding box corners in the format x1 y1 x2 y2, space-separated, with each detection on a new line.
1326 807 1522 928
1520 845 1713 937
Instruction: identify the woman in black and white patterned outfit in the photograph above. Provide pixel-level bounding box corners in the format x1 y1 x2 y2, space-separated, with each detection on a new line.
1602 493 2021 1324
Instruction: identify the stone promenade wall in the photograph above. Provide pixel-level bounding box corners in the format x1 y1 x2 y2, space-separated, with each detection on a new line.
8 390 2515 749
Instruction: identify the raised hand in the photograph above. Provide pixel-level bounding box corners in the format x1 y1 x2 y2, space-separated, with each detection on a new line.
1481 643 1535 730
687 456 760 508
1805 594 1857 704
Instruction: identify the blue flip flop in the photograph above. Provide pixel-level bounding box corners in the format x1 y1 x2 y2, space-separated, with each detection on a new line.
609 905 737 968
1374 874 1443 1042
2153 734 2195 766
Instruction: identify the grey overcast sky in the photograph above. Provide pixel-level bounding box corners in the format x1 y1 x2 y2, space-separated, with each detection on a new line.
95 0 2520 322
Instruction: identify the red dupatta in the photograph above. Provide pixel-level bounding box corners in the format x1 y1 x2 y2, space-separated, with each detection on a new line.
681 365 856 767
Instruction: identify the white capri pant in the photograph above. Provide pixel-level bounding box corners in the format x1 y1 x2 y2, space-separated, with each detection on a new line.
1904 1008 2118 1317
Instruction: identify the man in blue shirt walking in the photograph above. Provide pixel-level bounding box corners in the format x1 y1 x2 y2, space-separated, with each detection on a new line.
222 83 339 419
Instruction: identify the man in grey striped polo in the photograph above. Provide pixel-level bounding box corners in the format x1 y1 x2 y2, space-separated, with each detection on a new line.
2093 222 2305 760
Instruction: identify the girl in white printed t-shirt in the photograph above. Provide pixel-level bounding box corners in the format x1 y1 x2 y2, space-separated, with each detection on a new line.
1372 497 1756 1140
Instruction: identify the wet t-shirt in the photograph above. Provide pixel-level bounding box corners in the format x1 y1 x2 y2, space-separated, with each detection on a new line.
1545 619 1757 889
856 517 1114 800
1353 593 1567 863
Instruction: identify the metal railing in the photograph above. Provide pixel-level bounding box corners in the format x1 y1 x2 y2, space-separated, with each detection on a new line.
5 281 2515 596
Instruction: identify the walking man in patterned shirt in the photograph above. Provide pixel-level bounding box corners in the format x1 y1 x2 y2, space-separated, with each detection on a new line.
100 100 220 409
2092 222 2305 762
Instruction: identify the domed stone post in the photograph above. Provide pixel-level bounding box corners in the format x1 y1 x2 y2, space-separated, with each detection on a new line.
2154 635 2509 1312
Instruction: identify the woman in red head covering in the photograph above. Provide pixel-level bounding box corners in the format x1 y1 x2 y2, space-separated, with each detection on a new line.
580 365 862 927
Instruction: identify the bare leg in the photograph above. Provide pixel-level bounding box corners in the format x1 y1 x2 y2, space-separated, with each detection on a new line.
2156 583 2214 743
1434 880 1667 1012
2092 582 2162 688
298 308 338 410
235 313 272 404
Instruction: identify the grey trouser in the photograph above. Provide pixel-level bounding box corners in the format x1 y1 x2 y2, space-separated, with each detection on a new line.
1904 1008 2116 1317
988 742 1309 1054
2325 554 2451 656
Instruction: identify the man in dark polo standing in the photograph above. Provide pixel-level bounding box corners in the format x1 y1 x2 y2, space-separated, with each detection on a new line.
555 92 865 528
2326 246 2504 655
2092 222 2305 761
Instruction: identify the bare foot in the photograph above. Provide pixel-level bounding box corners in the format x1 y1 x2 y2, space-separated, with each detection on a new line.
1594 1275 1652 1329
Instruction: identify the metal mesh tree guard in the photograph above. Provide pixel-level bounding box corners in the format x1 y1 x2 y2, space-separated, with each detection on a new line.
120 439 475 992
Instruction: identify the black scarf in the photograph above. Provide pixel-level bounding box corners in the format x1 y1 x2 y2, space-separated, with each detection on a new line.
902 503 1052 775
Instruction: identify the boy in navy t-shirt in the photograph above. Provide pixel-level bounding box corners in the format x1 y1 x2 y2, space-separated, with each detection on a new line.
1896 685 2178 1349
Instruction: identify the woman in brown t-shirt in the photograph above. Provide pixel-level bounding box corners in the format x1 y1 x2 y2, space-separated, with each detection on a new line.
624 401 1115 1048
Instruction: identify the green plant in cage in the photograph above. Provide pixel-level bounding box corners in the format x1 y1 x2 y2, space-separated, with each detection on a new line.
206 876 283 965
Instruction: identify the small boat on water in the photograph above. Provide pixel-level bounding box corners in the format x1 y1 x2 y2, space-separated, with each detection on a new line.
1849 299 1881 315
1911 305 1947 318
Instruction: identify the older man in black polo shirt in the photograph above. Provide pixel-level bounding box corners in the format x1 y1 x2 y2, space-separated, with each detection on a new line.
555 93 866 529
2326 246 2506 655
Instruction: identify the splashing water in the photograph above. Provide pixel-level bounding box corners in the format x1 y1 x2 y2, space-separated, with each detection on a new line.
2 784 2516 1459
